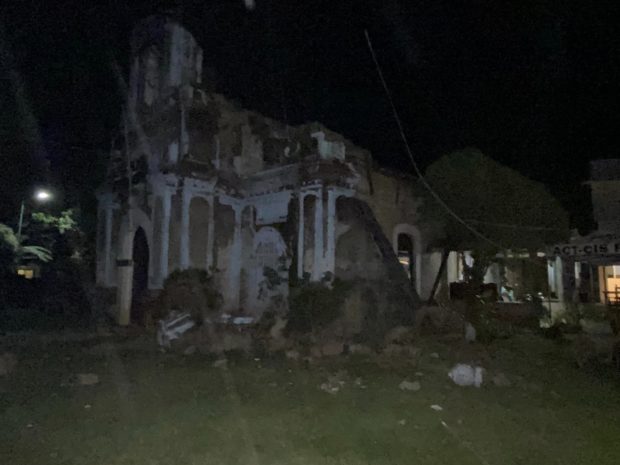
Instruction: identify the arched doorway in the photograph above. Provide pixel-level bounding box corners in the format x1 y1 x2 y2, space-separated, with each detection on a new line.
132 227 150 324
392 224 422 296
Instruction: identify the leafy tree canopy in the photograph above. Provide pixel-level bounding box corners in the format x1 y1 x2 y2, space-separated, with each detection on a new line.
420 148 570 256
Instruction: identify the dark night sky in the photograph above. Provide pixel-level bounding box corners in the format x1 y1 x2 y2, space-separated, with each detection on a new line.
1 0 619 231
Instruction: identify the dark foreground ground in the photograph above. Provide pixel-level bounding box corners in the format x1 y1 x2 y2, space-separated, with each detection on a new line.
1 330 619 465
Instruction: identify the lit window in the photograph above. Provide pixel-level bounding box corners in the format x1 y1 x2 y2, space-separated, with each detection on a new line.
16 267 35 279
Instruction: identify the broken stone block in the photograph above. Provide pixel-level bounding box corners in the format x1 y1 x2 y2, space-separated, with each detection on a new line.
285 349 300 361
183 345 197 356
464 322 477 342
157 311 195 348
348 344 372 355
76 373 100 386
447 364 484 387
383 344 420 358
319 382 340 395
399 380 421 392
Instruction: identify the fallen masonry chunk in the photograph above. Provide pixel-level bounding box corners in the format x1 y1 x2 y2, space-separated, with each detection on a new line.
448 364 484 388
157 311 195 348
77 373 99 386
399 380 421 392
320 383 340 394
183 345 197 356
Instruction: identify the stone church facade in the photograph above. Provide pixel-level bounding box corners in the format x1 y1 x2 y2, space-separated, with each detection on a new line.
96 16 446 325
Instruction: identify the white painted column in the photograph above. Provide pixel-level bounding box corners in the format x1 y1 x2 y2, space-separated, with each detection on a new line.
159 191 172 285
312 188 324 281
179 186 191 269
324 189 336 276
555 255 564 302
228 205 243 310
297 193 305 278
206 196 215 270
103 206 113 286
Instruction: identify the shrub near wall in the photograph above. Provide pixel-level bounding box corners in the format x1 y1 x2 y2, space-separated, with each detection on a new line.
285 279 351 336
149 269 222 324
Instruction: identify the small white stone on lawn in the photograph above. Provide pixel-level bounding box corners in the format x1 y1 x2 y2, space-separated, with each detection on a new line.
26 423 34 428
398 419 407 426
399 380 421 392
84 404 92 410
285 349 300 361
415 372 424 377
212 359 227 369
430 352 440 359
320 383 339 394
430 404 443 411
448 364 484 387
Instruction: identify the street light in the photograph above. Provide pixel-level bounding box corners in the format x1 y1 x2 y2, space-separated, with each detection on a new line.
34 190 52 201
17 188 53 240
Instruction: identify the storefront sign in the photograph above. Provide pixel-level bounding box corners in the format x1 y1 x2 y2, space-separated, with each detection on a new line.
550 241 620 257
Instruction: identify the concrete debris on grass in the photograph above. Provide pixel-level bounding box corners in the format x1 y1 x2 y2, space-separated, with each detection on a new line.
464 322 477 342
383 344 420 358
492 372 512 387
430 404 443 411
0 352 17 376
399 380 421 392
183 345 197 356
320 370 348 394
448 364 484 387
348 344 373 355
76 373 100 386
157 311 195 348
285 349 300 361
320 382 341 394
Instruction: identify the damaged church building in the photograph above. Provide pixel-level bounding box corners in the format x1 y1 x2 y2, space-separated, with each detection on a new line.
96 16 451 326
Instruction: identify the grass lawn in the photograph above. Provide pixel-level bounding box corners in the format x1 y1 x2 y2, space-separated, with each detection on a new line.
1 331 620 465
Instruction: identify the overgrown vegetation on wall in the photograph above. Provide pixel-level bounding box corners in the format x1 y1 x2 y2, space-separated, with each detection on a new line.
285 279 352 335
149 268 222 323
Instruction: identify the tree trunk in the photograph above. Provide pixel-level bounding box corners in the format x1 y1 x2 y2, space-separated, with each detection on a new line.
427 248 451 305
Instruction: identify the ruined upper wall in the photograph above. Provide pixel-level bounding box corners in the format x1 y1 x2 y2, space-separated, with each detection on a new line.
129 16 203 112
111 16 404 197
